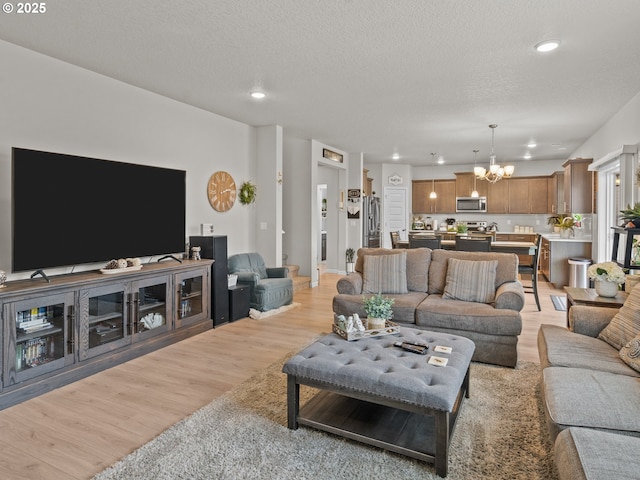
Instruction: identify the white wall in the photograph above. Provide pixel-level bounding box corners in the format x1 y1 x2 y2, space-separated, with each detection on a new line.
282 135 313 280
255 125 283 267
571 90 640 161
0 40 258 279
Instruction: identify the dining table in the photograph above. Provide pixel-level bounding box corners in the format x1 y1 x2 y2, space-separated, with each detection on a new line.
393 239 537 255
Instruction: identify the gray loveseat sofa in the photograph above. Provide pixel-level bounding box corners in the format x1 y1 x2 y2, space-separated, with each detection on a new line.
332 247 525 367
538 296 640 479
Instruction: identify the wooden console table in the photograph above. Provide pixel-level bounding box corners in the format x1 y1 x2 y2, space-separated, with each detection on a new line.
564 287 627 327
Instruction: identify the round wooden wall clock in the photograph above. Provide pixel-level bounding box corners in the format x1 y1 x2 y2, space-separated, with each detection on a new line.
207 171 237 212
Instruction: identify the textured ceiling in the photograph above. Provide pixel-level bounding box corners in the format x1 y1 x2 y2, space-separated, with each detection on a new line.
1 0 640 167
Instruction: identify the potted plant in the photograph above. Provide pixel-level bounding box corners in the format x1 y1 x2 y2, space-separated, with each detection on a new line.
363 293 394 329
619 203 640 228
345 248 355 273
587 261 626 297
547 214 562 232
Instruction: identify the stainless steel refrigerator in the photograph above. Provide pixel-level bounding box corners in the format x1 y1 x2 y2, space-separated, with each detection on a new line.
362 196 381 247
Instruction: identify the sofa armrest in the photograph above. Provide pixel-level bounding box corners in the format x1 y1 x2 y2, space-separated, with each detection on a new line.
235 272 261 287
494 281 525 311
336 273 363 295
569 305 619 337
266 267 289 278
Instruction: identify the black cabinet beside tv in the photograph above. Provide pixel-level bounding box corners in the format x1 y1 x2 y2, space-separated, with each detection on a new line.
0 260 212 410
189 235 229 327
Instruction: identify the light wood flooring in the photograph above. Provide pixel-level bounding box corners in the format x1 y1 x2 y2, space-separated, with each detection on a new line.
0 273 567 480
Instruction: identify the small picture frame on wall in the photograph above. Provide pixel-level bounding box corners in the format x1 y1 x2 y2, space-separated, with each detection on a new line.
323 148 343 163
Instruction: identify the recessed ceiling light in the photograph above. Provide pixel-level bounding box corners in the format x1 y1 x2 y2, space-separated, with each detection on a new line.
392 153 400 160
523 153 532 160
437 157 445 165
535 40 560 53
250 91 266 99
527 142 537 148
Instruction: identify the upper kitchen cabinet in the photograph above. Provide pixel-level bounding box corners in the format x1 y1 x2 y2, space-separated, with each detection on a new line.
528 177 549 214
412 180 456 214
362 169 373 196
455 173 488 198
563 158 595 213
486 177 548 214
486 179 509 213
547 171 564 214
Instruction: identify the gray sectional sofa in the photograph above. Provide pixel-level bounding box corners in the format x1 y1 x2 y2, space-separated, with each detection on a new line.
538 301 640 479
332 247 525 367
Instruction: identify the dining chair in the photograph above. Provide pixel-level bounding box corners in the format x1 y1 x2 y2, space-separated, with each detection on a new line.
518 234 542 311
390 231 401 248
455 236 492 252
409 234 442 249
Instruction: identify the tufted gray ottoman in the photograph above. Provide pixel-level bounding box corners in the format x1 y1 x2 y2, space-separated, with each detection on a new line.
282 327 475 477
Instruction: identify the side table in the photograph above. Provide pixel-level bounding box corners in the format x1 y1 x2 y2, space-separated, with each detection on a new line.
564 287 627 327
228 284 250 321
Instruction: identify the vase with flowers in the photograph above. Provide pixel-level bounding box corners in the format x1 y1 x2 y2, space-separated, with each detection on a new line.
587 261 626 297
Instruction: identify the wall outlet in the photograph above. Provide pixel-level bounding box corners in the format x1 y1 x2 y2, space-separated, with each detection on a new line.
506 219 511 225
260 222 268 230
201 223 214 235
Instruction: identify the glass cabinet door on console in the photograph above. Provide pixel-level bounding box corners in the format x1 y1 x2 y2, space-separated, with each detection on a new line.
2 292 75 386
174 270 208 328
131 276 171 341
78 283 130 361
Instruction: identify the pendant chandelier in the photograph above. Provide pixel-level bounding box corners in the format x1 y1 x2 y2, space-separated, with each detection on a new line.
429 153 437 199
474 124 514 183
471 149 479 197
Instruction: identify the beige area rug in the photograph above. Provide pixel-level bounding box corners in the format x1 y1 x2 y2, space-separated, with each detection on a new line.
93 355 557 480
249 302 301 319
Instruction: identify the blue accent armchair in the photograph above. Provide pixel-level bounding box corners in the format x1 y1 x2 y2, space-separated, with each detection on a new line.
227 253 293 312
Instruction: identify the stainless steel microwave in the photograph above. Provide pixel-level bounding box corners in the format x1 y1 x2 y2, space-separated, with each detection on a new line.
456 196 487 213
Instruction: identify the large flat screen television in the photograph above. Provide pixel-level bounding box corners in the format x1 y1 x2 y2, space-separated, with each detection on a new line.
12 147 186 273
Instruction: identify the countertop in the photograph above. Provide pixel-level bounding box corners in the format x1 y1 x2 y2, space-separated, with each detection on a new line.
540 233 592 243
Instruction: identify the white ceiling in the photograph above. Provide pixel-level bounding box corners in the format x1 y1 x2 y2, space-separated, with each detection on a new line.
2 0 640 167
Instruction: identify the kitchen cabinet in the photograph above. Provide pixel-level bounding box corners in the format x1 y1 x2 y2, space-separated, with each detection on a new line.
363 169 373 196
0 260 212 410
455 173 487 198
507 178 531 213
547 171 564 214
486 180 509 213
412 180 455 214
563 158 594 213
486 177 547 214
528 177 549 213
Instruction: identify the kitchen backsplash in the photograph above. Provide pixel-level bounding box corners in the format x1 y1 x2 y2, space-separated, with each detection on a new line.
411 213 594 236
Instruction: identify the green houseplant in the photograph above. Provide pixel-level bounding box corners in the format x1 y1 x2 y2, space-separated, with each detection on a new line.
619 203 640 228
345 248 355 273
363 293 394 329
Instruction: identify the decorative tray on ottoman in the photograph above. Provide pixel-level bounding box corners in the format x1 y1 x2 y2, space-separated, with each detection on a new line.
332 320 399 341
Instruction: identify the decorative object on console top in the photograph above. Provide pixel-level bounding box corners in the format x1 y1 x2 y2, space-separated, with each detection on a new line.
100 257 142 274
0 270 6 288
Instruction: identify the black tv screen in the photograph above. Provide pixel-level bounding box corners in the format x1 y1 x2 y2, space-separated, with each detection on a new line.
12 148 186 273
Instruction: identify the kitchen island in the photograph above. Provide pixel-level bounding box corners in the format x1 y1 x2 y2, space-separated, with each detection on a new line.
539 234 592 288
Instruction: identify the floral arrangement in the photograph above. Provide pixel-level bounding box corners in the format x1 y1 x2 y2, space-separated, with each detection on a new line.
363 293 394 320
587 261 626 284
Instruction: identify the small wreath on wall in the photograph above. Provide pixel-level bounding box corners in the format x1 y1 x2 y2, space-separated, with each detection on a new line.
239 181 257 205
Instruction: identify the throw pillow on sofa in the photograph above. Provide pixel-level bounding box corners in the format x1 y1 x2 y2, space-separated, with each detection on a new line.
599 283 640 350
362 252 408 294
443 258 498 303
620 333 640 373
